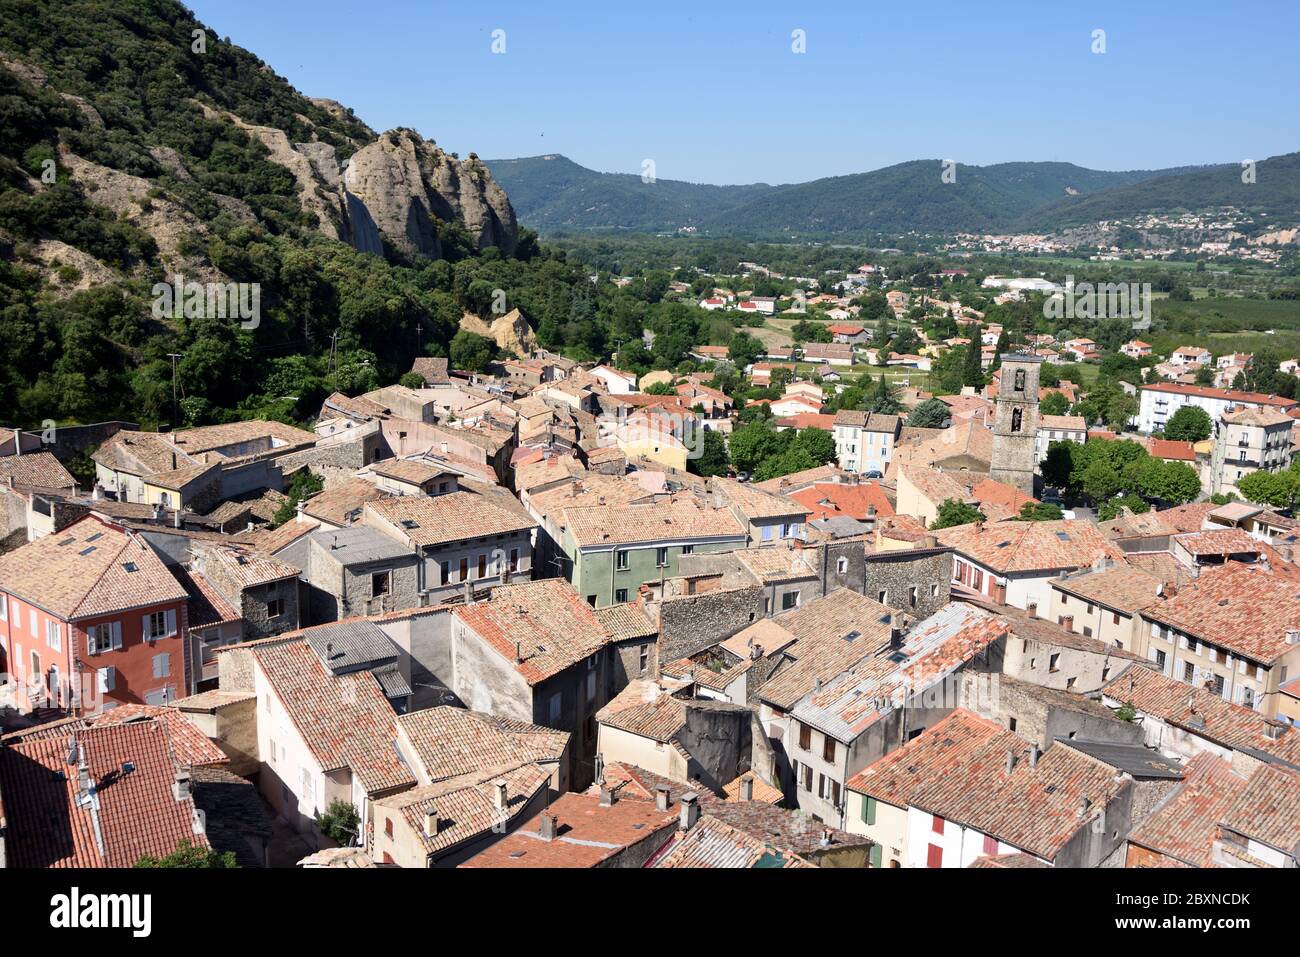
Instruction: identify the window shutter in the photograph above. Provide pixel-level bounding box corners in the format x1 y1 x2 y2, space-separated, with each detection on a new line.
864 796 877 826
98 667 115 693
113 621 122 649
142 614 150 640
869 843 883 868
166 609 177 637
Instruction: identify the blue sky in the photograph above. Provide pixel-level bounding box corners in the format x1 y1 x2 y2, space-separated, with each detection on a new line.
189 0 1298 185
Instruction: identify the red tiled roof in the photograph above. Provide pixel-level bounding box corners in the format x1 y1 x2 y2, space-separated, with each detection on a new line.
0 720 209 867
1126 754 1248 867
789 480 895 522
935 519 1123 574
1147 438 1197 462
251 638 413 794
1140 382 1297 408
458 791 677 868
453 579 612 685
0 514 187 620
1141 562 1300 663
1103 666 1300 766
847 709 1007 805
89 704 228 767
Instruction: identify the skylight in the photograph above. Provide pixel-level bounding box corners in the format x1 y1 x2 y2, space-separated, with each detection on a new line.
78 546 97 556
1056 531 1071 541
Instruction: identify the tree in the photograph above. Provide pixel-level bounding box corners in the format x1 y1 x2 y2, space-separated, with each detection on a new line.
1039 391 1070 416
1114 701 1138 722
644 381 677 395
689 429 730 477
398 371 425 389
1237 468 1300 510
869 375 903 414
1017 502 1064 521
1135 459 1201 505
1164 405 1212 442
316 799 361 846
728 419 784 474
931 498 985 530
907 397 951 428
272 469 324 526
793 427 836 465
728 332 764 368
961 340 984 389
449 330 496 373
135 840 237 868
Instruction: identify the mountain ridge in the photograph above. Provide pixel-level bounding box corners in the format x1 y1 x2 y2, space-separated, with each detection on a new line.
486 152 1297 238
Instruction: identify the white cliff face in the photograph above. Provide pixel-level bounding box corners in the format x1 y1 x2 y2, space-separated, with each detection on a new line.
340 130 518 259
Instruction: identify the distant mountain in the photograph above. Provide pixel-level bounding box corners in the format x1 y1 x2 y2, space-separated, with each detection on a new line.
485 155 1199 238
483 154 774 232
1018 153 1300 229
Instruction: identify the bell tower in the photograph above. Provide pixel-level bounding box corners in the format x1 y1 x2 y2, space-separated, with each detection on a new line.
989 354 1041 497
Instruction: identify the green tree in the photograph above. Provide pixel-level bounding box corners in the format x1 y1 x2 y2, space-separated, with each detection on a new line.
931 498 985 530
1017 502 1064 521
398 371 426 389
907 397 951 428
316 799 361 846
135 840 237 868
961 340 984 389
728 332 764 368
272 469 324 527
793 427 837 465
869 375 903 414
1039 392 1070 416
449 330 496 373
1135 459 1201 505
1163 405 1212 442
689 429 730 477
1237 468 1300 510
728 419 784 474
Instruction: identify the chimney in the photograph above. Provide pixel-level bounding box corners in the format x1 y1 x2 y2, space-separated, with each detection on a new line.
11 428 20 456
174 507 182 529
91 482 102 501
679 792 700 831
151 503 161 522
424 809 439 837
1026 602 1037 619
1286 630 1300 646
440 441 449 455
515 641 523 664
1078 796 1092 818
539 814 558 841
1029 746 1040 769
599 784 617 807
890 623 904 650
463 579 474 605
493 780 508 811
1005 749 1016 774
740 777 754 801
171 450 177 470
295 499 306 522
751 641 763 661
172 768 191 802
654 785 671 812
819 827 832 847
1265 720 1289 741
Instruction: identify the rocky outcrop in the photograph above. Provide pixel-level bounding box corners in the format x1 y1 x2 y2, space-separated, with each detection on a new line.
459 307 537 356
342 129 518 259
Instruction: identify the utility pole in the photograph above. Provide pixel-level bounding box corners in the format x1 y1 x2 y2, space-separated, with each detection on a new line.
166 353 182 428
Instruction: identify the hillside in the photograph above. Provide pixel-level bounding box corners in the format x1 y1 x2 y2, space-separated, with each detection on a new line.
486 155 1186 238
1019 152 1300 229
484 154 774 231
0 0 547 431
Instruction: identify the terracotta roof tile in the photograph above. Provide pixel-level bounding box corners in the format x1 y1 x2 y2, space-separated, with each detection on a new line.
0 515 186 620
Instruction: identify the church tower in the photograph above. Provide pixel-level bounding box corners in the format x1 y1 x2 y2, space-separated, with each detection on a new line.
989 354 1041 497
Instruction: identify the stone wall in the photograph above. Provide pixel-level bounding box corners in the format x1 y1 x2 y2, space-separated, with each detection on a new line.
861 547 952 622
657 584 765 665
